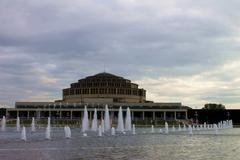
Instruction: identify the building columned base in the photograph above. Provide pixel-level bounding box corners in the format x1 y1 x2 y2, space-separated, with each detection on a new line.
6 102 188 122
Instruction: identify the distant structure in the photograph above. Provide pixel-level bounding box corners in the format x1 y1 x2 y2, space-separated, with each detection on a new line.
4 72 189 122
60 72 146 103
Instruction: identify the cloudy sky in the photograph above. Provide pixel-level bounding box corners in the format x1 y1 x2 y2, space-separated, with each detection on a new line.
1 0 240 108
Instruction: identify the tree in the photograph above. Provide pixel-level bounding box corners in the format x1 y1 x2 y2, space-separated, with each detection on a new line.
202 103 226 110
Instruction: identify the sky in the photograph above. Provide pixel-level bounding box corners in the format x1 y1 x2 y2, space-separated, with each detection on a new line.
1 0 240 108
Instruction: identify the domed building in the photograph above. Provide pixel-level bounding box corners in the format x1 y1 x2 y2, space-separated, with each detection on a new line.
61 72 146 103
5 72 189 121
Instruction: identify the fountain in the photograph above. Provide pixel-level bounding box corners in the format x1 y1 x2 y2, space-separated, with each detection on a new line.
132 124 136 135
104 105 110 131
214 124 218 135
151 125 155 133
188 125 193 135
159 128 163 133
21 126 27 141
82 106 89 132
64 126 71 138
16 117 20 132
47 117 51 128
223 121 227 129
111 127 116 136
1 116 6 131
125 107 132 131
218 122 222 128
197 124 200 129
45 117 51 140
98 125 102 137
117 107 124 132
204 122 207 130
183 124 187 131
31 117 36 132
178 124 181 132
172 125 175 132
229 120 233 128
101 119 105 133
91 108 98 131
218 121 223 129
45 126 51 140
165 122 169 134
0 118 238 160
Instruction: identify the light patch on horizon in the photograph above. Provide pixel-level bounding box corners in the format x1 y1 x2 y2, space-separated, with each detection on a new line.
20 92 58 102
39 76 58 85
136 60 240 109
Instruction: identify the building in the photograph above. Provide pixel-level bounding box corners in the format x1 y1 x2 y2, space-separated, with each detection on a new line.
5 72 189 122
61 72 146 103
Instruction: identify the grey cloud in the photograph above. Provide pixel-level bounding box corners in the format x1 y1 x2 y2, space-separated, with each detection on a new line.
1 0 240 107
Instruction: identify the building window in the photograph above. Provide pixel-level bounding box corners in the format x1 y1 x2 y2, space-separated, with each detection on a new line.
91 88 94 94
95 88 99 94
99 88 104 94
104 88 108 94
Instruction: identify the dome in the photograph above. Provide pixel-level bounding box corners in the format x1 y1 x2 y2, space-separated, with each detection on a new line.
86 72 123 79
62 72 146 103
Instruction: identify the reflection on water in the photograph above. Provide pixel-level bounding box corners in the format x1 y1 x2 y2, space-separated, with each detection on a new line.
0 127 240 160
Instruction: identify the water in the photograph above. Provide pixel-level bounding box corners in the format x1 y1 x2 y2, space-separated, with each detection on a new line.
0 127 240 160
82 106 89 132
117 107 124 132
104 105 110 131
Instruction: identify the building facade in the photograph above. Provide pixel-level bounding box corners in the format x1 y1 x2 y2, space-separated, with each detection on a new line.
7 102 188 121
61 72 146 103
4 72 189 121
